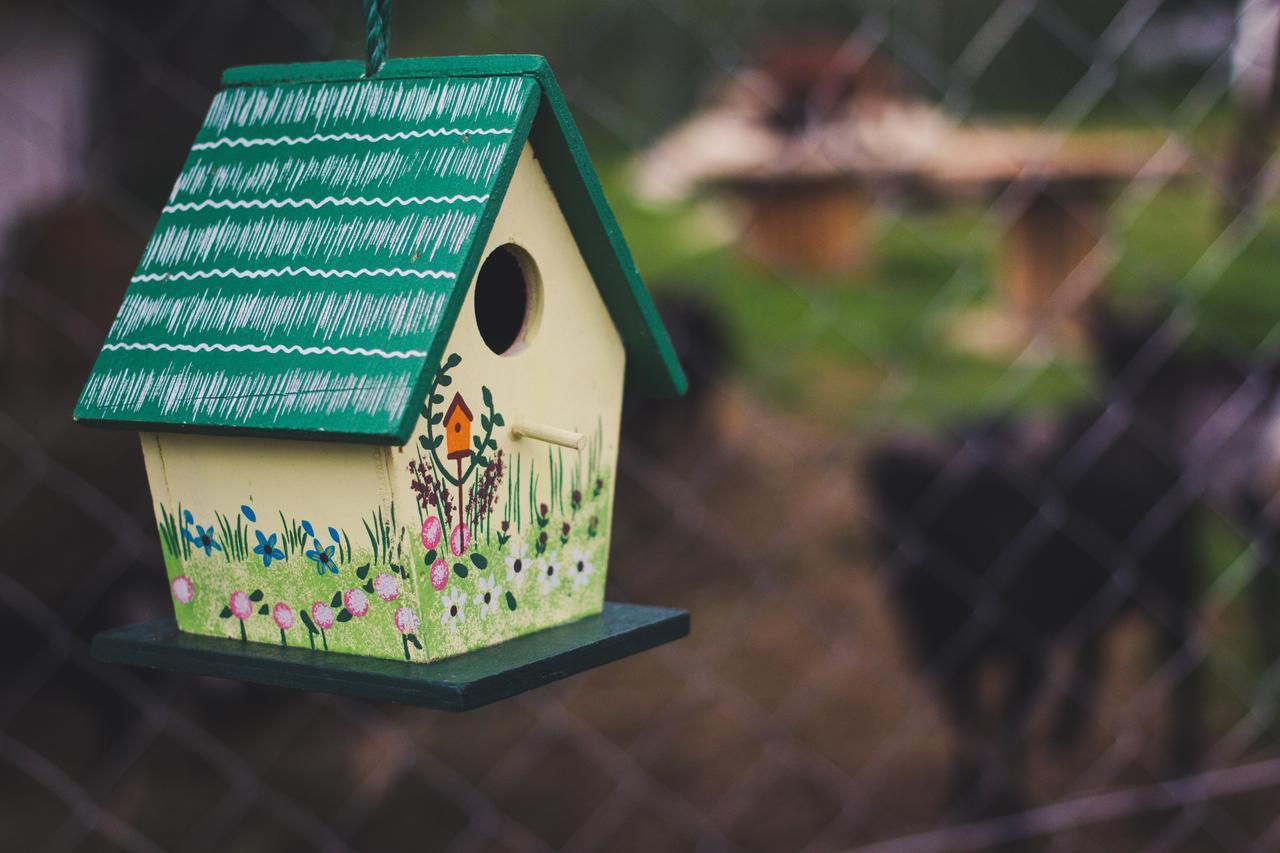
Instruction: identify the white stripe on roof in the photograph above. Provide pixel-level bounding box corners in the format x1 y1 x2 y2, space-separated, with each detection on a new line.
131 268 456 283
162 195 489 213
102 342 429 359
191 128 512 150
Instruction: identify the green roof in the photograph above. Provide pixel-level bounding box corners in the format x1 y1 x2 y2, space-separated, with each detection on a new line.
75 55 685 444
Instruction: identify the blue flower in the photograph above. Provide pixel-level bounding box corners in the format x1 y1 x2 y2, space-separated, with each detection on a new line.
305 538 339 576
187 524 221 557
253 530 284 567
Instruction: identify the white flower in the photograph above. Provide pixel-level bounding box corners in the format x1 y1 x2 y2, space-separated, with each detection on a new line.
569 546 595 590
505 540 530 588
537 556 561 593
474 576 503 618
440 586 466 631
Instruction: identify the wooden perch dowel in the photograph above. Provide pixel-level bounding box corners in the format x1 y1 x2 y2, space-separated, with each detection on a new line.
511 420 584 450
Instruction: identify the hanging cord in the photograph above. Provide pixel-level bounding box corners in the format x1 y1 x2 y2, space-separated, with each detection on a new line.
362 0 392 76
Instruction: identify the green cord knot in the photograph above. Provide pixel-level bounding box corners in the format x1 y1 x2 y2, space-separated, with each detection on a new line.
362 0 392 77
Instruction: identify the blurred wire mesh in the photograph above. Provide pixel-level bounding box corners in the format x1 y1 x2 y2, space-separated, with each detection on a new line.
5 0 1280 849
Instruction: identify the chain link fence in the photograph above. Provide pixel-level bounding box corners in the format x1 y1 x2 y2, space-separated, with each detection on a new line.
5 0 1280 849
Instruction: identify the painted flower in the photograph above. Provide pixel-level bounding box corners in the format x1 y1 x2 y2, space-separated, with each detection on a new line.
272 602 295 631
228 590 252 621
306 538 339 576
373 571 400 602
394 606 419 635
537 557 561 593
505 541 530 589
421 516 443 550
311 601 336 630
569 546 596 589
253 530 285 567
475 576 503 619
343 587 370 618
450 522 470 557
440 586 466 631
430 557 450 591
190 524 221 557
171 575 194 604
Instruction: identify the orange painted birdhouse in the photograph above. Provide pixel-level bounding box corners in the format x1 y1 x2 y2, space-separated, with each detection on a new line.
443 393 474 460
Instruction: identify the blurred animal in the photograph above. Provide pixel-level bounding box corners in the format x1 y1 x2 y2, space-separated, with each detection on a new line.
1089 304 1280 666
863 303 1251 818
622 292 730 453
866 406 1200 818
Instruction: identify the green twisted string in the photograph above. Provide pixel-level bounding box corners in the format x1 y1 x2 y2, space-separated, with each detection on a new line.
362 0 392 76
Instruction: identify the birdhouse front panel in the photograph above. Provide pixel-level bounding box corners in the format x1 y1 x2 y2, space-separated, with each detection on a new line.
76 56 684 666
389 141 625 661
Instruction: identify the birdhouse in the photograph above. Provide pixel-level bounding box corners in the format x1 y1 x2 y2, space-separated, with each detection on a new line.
76 55 687 677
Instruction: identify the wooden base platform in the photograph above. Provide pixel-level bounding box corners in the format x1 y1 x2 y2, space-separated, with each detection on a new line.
92 602 689 711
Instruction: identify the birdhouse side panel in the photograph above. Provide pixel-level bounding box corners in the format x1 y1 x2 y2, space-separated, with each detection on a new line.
140 433 429 662
388 142 626 661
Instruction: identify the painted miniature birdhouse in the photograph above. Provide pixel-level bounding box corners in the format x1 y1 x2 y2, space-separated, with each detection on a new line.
443 394 474 461
75 55 686 666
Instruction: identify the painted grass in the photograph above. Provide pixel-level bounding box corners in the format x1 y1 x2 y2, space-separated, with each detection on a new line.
214 510 249 563
362 504 405 566
161 483 613 663
158 503 191 561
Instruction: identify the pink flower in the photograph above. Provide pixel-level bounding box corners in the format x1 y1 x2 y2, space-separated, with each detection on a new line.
450 522 470 556
373 572 399 602
228 590 252 621
311 601 335 630
171 575 194 604
430 557 450 591
272 602 295 631
344 587 370 618
394 607 419 635
421 516 442 550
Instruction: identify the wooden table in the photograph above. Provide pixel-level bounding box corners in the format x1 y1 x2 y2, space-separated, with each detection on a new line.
912 127 1191 343
637 104 1191 342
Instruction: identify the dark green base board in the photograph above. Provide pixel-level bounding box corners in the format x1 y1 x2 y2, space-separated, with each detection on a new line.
92 603 689 710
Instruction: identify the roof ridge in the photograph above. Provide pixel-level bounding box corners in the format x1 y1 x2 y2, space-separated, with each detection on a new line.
221 55 550 88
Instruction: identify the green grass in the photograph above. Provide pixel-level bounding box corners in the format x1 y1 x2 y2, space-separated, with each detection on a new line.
603 162 1280 432
603 146 1280 695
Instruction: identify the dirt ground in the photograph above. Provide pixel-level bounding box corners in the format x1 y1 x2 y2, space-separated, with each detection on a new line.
4 383 1280 851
